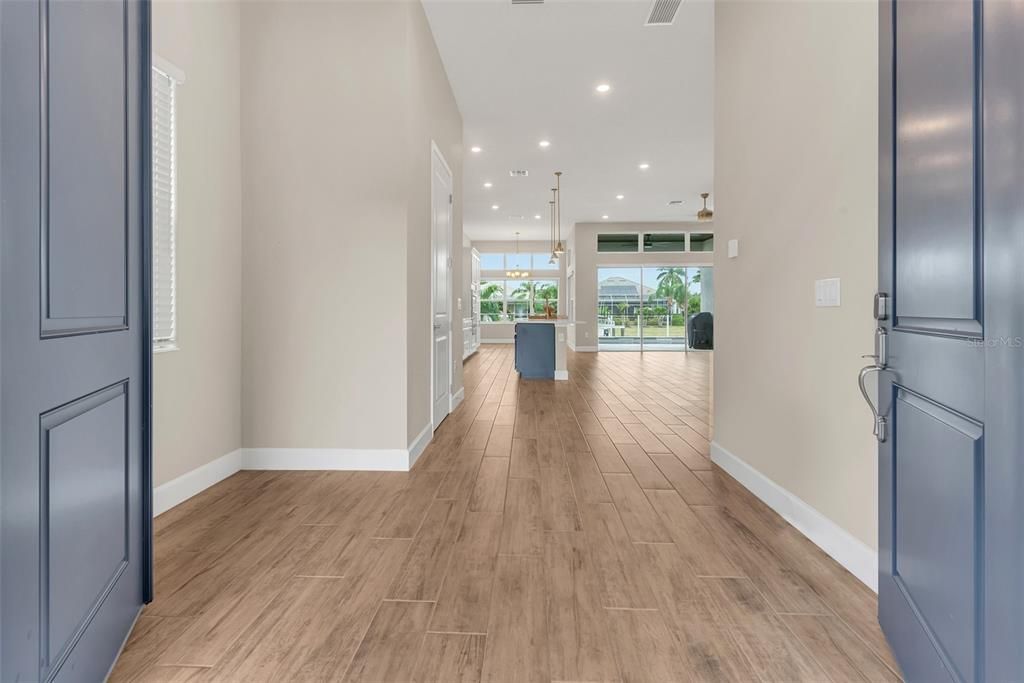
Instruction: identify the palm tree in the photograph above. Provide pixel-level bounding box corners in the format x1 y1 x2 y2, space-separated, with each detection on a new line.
480 282 504 320
481 282 503 300
688 271 702 315
512 281 537 316
535 283 558 313
654 267 687 314
615 301 629 327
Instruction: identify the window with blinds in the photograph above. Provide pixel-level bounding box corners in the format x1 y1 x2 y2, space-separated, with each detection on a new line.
152 65 178 349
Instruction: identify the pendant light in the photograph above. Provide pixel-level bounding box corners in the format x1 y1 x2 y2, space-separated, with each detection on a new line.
548 188 558 264
553 172 566 256
505 231 529 279
697 192 713 221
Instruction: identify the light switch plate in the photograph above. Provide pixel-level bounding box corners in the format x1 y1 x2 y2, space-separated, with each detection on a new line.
727 239 739 258
815 278 841 307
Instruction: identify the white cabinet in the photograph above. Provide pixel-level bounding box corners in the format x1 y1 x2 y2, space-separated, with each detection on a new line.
463 249 481 359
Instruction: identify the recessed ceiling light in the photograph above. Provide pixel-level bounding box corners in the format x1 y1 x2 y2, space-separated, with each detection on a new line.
534 214 542 219
491 204 500 210
602 215 610 220
638 163 650 170
471 146 482 153
596 83 612 93
483 182 493 188
539 140 551 148
616 194 625 200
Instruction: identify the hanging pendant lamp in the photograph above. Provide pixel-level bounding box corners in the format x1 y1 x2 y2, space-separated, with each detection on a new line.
553 171 566 256
549 188 558 264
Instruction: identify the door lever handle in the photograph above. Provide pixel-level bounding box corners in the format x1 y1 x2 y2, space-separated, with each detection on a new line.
858 364 888 443
859 327 890 442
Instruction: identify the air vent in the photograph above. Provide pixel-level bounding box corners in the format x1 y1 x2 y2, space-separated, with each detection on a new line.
645 0 682 26
667 200 684 206
509 170 529 177
511 0 544 4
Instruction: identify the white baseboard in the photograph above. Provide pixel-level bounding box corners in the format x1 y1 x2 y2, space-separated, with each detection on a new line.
155 430 439 517
153 449 243 517
481 339 514 344
407 423 433 468
710 441 878 592
450 386 465 412
242 447 411 472
554 370 569 381
571 345 598 352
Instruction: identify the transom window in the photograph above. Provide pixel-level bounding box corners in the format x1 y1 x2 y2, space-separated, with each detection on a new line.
477 252 558 271
597 231 715 253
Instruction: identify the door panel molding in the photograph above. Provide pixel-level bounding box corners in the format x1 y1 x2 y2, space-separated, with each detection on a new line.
39 0 131 338
40 382 131 677
891 391 982 682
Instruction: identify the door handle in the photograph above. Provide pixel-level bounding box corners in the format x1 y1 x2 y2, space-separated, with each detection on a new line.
858 365 888 443
858 325 890 442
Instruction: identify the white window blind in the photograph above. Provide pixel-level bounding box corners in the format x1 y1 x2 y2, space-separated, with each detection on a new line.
152 65 178 349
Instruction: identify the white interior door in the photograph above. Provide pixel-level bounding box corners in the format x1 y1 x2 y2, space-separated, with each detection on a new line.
431 144 453 429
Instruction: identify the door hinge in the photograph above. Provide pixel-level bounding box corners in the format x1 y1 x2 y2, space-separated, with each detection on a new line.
449 193 453 204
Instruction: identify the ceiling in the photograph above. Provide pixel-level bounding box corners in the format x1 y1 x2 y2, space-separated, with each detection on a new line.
422 0 714 242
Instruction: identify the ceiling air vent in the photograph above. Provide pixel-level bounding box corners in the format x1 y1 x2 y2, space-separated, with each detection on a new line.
509 170 529 177
667 200 684 206
645 0 682 26
511 0 544 5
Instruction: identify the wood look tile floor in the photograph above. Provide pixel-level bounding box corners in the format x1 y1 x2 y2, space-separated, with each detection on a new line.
111 346 900 683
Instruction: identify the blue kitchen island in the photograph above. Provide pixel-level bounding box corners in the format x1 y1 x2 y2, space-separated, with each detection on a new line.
513 319 577 380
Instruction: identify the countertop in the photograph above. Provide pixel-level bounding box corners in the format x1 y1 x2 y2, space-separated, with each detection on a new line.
513 319 580 327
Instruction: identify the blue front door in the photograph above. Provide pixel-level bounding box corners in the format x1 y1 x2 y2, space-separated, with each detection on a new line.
878 1 1024 680
1 1 152 681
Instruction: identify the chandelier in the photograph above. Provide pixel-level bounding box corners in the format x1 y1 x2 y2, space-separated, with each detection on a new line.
505 231 530 279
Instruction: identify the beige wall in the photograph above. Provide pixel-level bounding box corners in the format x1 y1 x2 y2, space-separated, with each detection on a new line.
714 1 879 547
406 0 464 437
569 222 714 349
240 0 462 453
152 0 242 486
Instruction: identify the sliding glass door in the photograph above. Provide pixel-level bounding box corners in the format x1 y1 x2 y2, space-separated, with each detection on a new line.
597 266 712 352
597 267 643 350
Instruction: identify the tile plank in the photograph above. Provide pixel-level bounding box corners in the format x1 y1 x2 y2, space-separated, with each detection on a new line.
480 556 549 682
344 600 433 682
